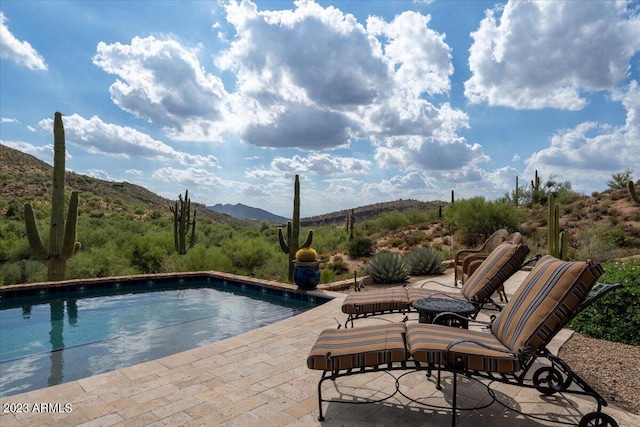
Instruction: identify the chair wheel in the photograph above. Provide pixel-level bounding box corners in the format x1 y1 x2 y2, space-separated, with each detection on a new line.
532 366 568 395
578 412 618 427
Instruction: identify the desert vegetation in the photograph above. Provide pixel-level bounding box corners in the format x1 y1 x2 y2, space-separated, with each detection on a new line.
1 144 639 345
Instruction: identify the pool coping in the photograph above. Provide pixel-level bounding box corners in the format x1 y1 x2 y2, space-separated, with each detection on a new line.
0 271 355 304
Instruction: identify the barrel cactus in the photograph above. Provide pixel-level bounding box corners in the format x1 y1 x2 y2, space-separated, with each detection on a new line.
295 247 318 262
364 251 408 284
405 247 443 275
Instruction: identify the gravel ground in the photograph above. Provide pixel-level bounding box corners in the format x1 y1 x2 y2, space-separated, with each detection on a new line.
558 332 640 415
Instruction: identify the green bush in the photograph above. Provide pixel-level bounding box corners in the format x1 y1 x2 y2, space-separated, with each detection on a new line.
444 197 525 238
569 259 640 345
364 250 408 284
348 236 375 257
405 247 443 275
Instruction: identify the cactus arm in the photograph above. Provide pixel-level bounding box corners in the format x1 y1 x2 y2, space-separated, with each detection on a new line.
24 203 48 260
171 203 179 252
189 209 196 248
278 222 291 253
629 181 639 203
301 230 313 249
61 191 80 259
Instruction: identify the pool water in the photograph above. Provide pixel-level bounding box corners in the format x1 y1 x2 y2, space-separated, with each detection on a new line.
0 282 318 397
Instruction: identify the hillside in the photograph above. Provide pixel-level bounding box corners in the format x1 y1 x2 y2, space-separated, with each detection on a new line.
0 144 246 225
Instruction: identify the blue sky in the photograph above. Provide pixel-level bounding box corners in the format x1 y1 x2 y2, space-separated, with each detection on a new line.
1 0 639 217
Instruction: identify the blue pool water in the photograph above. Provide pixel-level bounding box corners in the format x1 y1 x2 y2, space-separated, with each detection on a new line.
0 281 319 397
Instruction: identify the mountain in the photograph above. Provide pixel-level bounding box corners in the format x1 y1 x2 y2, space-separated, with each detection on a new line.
0 143 245 225
208 203 288 222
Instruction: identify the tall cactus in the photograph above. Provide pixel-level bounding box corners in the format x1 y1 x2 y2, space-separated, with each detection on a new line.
628 181 639 204
531 169 543 205
547 194 567 260
278 174 313 281
170 190 196 255
24 112 81 281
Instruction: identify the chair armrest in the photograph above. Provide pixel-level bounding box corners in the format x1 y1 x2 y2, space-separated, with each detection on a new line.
418 280 457 290
455 248 482 263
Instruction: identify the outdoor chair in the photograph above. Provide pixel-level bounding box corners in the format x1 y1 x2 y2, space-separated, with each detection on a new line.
459 231 523 303
342 242 532 327
308 255 622 426
453 229 509 287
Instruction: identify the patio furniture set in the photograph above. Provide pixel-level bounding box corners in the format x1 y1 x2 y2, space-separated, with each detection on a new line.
306 237 622 427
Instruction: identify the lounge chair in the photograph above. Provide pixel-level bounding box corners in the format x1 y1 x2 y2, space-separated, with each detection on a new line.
308 255 621 426
453 229 509 287
342 242 531 327
459 232 523 303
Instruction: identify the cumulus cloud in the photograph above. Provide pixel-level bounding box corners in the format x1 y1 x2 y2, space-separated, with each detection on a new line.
525 81 640 190
152 167 224 186
93 36 231 141
1 140 57 163
216 0 470 169
268 154 371 176
0 12 47 70
85 169 116 181
465 0 640 110
38 114 218 167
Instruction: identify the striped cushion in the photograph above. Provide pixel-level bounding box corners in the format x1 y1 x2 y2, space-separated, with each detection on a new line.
341 287 410 314
461 243 530 302
407 323 520 373
406 287 454 304
491 256 604 352
307 323 408 371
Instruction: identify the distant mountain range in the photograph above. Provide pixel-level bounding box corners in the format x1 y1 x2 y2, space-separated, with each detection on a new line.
207 203 289 222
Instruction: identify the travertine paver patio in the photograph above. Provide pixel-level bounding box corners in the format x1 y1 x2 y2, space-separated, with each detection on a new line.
1 271 639 426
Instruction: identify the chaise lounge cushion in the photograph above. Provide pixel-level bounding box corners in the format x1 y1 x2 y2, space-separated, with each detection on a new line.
307 323 408 371
460 243 530 302
406 323 520 373
341 287 409 315
491 255 604 352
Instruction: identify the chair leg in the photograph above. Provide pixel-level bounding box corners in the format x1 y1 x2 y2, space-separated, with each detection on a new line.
497 284 508 303
451 371 457 427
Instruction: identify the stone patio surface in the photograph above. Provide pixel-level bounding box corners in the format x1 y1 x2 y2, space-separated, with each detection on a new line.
1 271 639 426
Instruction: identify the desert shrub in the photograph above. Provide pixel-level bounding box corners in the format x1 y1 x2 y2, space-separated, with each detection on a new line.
330 257 350 274
405 247 443 275
348 236 375 257
227 237 272 275
569 259 640 345
372 211 411 232
575 224 626 263
444 197 525 238
364 251 408 284
320 269 334 284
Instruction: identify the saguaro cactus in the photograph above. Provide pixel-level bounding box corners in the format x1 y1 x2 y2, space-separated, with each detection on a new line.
628 181 639 204
278 174 313 281
170 190 196 255
547 194 567 260
531 169 543 205
24 112 81 281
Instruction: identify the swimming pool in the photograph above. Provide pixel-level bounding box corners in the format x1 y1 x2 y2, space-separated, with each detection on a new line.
0 276 325 397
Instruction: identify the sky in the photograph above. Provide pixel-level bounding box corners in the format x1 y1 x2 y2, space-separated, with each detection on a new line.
1 0 639 218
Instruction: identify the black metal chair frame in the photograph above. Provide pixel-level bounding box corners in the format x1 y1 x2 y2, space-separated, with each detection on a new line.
344 256 540 328
315 282 622 427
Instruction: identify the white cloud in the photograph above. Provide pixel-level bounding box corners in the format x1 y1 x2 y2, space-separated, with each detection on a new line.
1 141 57 162
93 36 231 142
152 167 224 187
268 153 371 176
367 11 453 97
216 0 467 161
0 12 47 71
465 0 640 110
525 81 640 191
1 117 19 124
38 114 218 167
84 169 116 181
125 169 143 176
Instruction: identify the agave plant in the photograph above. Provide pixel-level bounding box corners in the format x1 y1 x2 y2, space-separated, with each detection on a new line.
405 247 443 276
364 250 408 284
